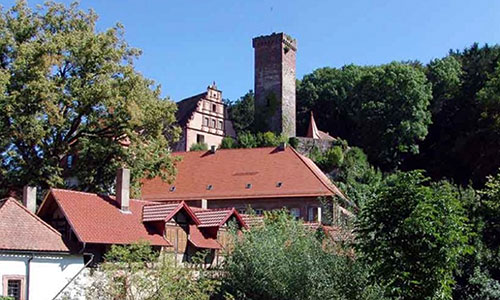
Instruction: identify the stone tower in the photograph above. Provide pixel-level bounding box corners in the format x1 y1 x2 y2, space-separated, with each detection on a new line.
252 32 297 137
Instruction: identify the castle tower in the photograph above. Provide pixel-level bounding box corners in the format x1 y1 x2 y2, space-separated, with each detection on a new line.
252 32 297 137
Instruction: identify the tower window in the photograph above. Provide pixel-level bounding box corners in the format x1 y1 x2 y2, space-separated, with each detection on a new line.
219 120 223 130
204 117 209 126
212 104 217 112
212 119 216 128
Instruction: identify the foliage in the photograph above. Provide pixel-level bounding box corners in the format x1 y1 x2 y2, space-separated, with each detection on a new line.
236 131 257 148
219 211 385 300
407 44 500 186
225 131 287 149
356 171 471 299
0 1 179 197
189 142 208 151
219 136 237 149
85 242 219 300
227 90 254 133
297 62 432 170
333 147 382 208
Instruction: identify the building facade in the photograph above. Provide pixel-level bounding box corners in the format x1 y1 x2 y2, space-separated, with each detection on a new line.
253 32 297 137
174 83 236 152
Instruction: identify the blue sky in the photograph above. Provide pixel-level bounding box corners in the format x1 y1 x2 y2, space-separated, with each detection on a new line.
1 0 500 101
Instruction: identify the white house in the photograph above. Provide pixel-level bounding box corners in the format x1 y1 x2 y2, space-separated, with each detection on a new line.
0 189 85 300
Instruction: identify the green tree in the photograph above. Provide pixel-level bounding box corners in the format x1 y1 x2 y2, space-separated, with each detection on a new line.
227 90 254 133
297 63 432 170
82 242 219 300
236 131 257 148
409 44 500 186
0 1 179 196
221 211 385 300
333 147 382 208
356 171 471 299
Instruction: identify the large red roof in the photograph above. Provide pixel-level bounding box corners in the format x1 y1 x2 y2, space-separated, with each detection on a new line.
0 198 69 252
39 189 170 247
140 146 345 201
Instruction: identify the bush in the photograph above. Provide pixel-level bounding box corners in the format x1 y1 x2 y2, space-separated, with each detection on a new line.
220 137 237 149
237 132 257 148
84 242 219 300
189 142 208 151
219 211 385 300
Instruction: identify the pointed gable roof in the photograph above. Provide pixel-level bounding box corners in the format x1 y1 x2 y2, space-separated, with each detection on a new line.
192 207 247 229
306 112 336 141
142 201 201 224
38 189 170 247
141 146 346 201
0 198 69 252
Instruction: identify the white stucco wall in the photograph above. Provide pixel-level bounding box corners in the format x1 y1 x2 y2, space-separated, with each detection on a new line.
0 252 84 300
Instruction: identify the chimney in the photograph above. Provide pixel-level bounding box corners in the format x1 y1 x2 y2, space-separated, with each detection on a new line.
116 168 130 213
210 145 217 154
279 142 287 151
23 186 37 214
201 199 208 209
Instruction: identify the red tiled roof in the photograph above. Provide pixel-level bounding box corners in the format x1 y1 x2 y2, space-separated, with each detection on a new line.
143 202 201 224
141 146 345 201
194 208 247 228
188 224 222 249
39 189 170 247
240 214 264 227
0 198 69 252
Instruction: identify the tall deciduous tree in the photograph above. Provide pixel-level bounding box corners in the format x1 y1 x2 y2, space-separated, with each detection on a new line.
0 1 179 196
356 171 471 299
297 63 432 170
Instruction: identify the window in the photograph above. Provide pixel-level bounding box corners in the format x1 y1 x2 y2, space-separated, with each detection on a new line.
290 208 300 220
219 120 223 130
3 276 24 300
308 207 318 222
212 104 217 112
203 117 209 126
254 209 263 216
66 154 73 169
211 119 216 128
197 134 205 144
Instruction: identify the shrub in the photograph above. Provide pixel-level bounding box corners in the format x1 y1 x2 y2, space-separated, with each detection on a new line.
189 142 208 151
219 211 385 300
220 137 237 149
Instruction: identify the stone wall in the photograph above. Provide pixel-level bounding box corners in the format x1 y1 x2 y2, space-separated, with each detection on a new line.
295 137 336 157
252 33 297 137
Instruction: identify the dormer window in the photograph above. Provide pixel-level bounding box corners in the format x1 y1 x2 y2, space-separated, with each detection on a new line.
207 184 213 190
245 183 252 189
276 182 283 188
169 186 176 192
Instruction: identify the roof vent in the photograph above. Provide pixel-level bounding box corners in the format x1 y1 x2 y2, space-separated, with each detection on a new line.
279 142 287 151
210 145 217 153
207 184 213 190
169 186 176 192
276 182 283 188
245 183 252 189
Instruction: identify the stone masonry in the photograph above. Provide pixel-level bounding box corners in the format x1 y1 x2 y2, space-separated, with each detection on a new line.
253 32 297 137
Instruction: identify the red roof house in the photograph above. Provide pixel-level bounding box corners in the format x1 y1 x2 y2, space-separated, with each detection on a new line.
141 146 348 222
